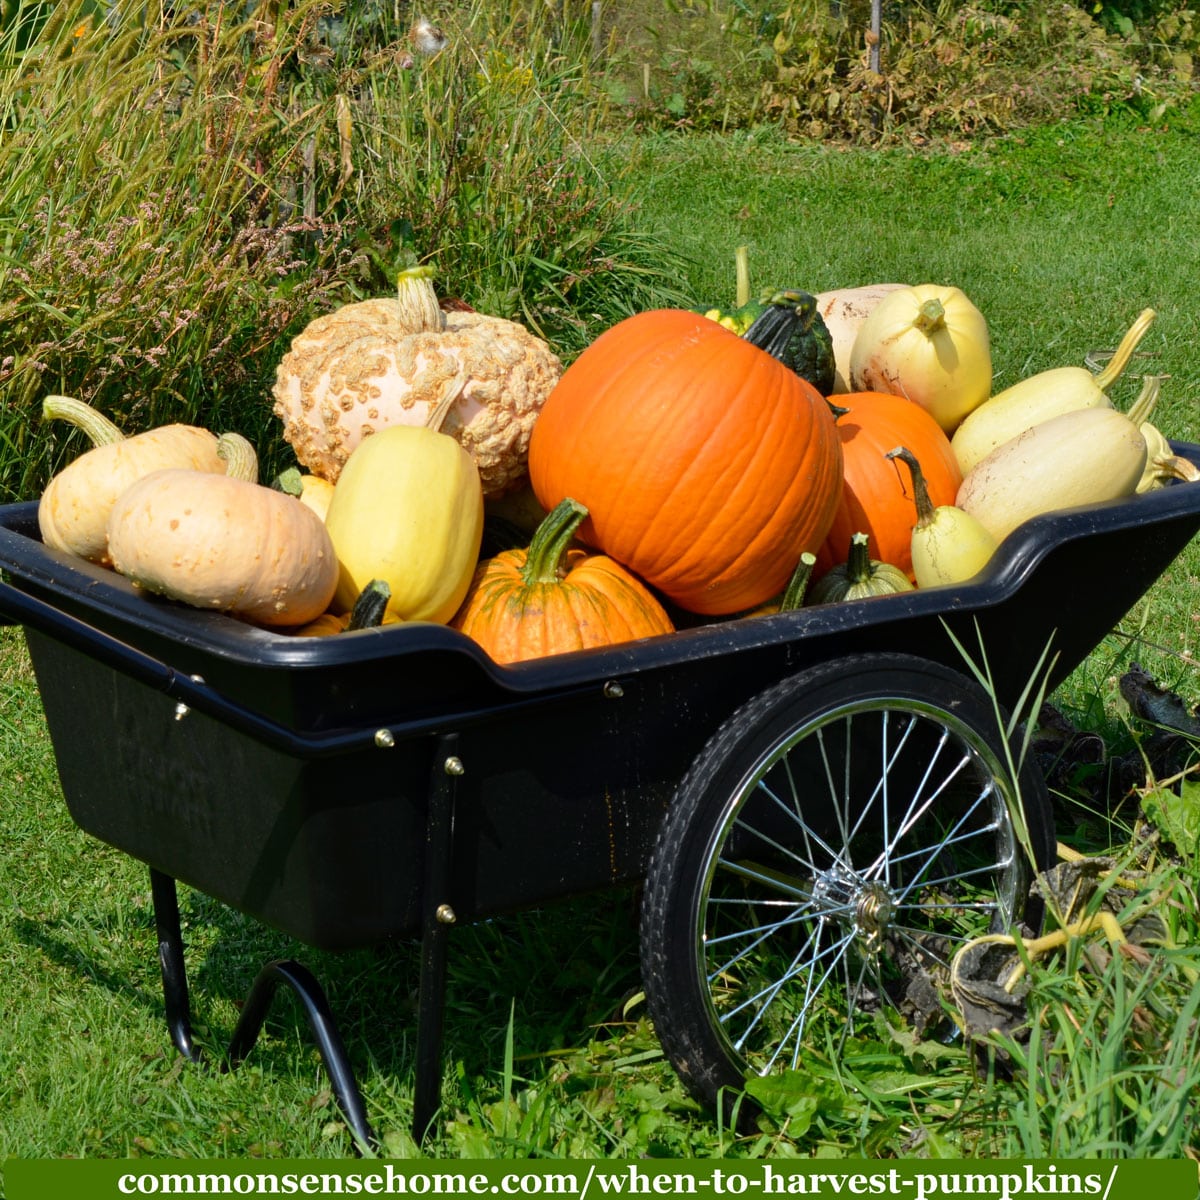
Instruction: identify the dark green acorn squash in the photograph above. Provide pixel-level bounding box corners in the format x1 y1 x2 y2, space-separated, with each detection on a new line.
744 290 836 396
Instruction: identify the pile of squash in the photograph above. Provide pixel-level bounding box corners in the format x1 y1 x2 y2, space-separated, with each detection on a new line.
35 262 1197 666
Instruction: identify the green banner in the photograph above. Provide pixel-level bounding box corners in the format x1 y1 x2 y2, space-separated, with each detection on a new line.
3 1159 1197 1200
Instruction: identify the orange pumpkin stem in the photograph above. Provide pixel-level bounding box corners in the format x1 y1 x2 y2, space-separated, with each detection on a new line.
520 497 589 586
885 445 935 529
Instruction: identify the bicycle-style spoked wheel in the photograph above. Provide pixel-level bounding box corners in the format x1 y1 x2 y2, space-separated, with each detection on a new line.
640 653 1055 1109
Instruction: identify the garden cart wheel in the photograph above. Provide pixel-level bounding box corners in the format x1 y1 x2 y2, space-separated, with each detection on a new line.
639 652 1055 1111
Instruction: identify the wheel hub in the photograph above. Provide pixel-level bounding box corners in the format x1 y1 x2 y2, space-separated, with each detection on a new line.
855 883 895 948
812 867 896 951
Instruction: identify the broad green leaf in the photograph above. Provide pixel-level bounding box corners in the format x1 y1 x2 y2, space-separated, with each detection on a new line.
1141 781 1200 856
743 1073 822 1130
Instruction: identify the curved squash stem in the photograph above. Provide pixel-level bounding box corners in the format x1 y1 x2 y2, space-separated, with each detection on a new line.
885 445 934 528
779 551 817 611
1125 373 1164 427
423 365 467 434
395 264 446 335
1149 454 1200 485
912 298 946 337
1092 307 1157 392
216 432 260 484
520 497 588 586
42 395 124 446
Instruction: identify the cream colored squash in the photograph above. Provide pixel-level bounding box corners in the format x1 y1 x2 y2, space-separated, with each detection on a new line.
849 284 992 433
814 283 907 393
950 308 1156 475
323 424 484 624
956 407 1147 544
37 395 226 565
271 266 562 498
105 435 339 627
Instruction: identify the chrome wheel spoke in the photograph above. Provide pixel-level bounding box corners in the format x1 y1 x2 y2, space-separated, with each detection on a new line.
894 857 1014 903
758 924 859 1071
754 777 851 878
715 856 811 901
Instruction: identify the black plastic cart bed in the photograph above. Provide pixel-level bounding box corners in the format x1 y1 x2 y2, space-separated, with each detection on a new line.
3 448 1200 1149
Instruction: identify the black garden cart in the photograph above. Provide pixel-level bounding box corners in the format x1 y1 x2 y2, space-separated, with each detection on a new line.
3 449 1200 1149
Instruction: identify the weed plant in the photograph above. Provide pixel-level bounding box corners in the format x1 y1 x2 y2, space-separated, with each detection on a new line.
339 1 692 334
0 3 358 499
998 906 1200 1157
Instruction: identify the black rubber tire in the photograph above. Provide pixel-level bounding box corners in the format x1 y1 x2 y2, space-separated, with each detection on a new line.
639 652 1055 1113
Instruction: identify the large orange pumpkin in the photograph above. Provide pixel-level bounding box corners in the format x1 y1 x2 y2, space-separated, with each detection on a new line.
527 309 843 615
817 391 962 579
452 497 675 664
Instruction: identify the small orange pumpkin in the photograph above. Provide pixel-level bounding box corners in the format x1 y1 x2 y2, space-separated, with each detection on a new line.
527 308 843 615
818 391 962 579
451 498 675 664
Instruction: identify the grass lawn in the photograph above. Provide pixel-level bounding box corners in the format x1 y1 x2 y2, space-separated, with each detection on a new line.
3 108 1200 1164
621 110 1200 712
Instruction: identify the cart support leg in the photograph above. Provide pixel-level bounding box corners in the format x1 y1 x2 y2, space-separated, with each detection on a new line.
151 868 201 1064
148 868 377 1155
225 960 377 1155
413 732 461 1145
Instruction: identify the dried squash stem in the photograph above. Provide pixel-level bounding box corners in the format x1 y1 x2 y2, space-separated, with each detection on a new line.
42 395 124 447
1151 455 1200 484
394 264 446 334
1092 307 1156 391
216 432 260 484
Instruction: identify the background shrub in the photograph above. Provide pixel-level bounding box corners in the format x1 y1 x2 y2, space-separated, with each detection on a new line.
600 0 1197 140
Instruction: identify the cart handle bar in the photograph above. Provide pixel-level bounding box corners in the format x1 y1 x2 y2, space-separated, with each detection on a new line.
0 579 600 759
